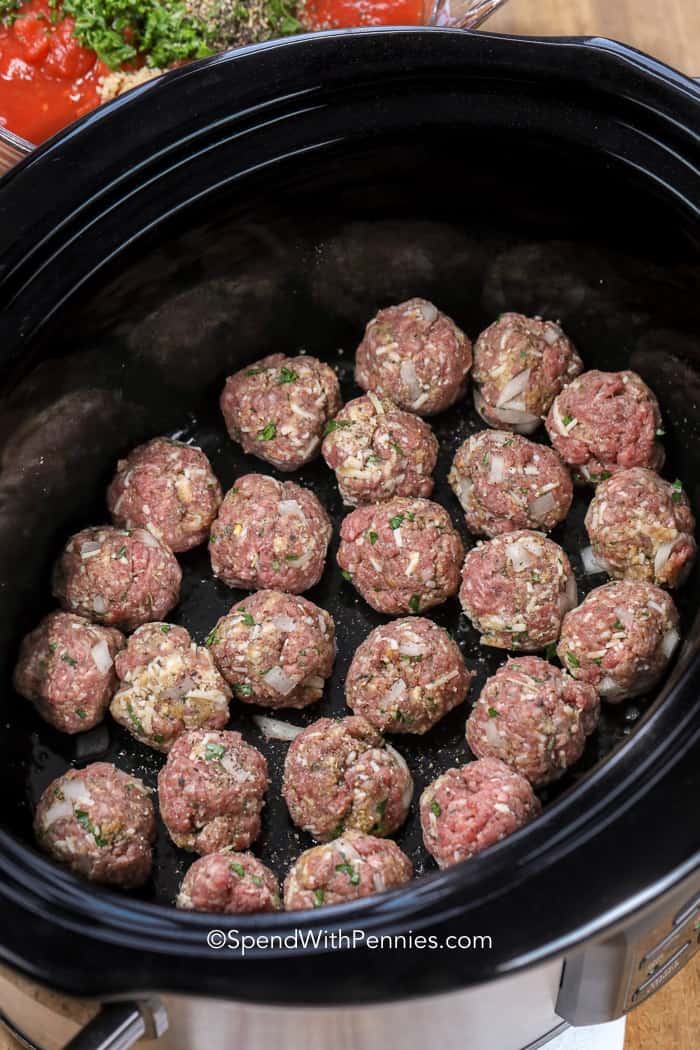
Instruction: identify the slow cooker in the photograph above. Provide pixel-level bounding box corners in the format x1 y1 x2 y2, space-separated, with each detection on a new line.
0 25 699 1050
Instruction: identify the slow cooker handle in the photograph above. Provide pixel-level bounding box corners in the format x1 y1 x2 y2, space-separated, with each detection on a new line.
60 1002 165 1050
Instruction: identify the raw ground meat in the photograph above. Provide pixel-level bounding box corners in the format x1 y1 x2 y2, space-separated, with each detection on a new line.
177 849 281 913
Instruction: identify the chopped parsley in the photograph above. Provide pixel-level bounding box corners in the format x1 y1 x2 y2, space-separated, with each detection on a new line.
562 414 573 426
612 619 625 631
48 641 58 652
366 454 380 465
204 629 219 648
285 554 300 562
246 366 265 377
335 863 360 885
61 652 77 668
388 514 404 529
324 419 351 434
115 545 127 560
368 531 378 545
656 427 665 437
430 799 441 817
341 569 352 581
234 682 253 696
391 442 404 457
408 594 421 614
126 701 145 734
259 422 277 441
588 471 611 483
250 874 263 888
76 708 87 720
271 559 281 571
566 651 580 669
545 642 557 661
313 888 325 907
278 366 298 384
230 861 246 877
487 707 498 718
160 624 171 634
205 742 226 761
75 809 108 847
240 612 255 626
672 479 683 504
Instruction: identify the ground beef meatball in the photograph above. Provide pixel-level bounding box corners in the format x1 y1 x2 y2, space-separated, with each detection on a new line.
209 474 331 594
284 830 413 910
466 657 600 786
355 298 472 416
337 497 464 616
557 580 680 702
321 393 438 506
282 716 413 841
545 370 664 483
110 623 231 752
449 430 573 537
220 353 341 471
345 618 472 734
472 313 582 434
107 437 222 553
585 468 696 589
177 849 281 914
208 590 335 709
52 525 182 632
158 729 269 854
13 612 125 734
420 757 541 869
33 762 155 888
460 530 577 650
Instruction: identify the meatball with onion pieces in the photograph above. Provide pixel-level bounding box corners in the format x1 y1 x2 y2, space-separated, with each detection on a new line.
355 298 472 416
52 525 182 632
207 590 335 709
321 393 439 506
337 497 464 616
34 762 155 888
14 612 125 734
420 757 541 869
545 370 664 483
177 849 281 914
282 715 413 841
107 437 222 553
449 430 573 537
110 623 231 752
472 313 582 434
466 657 600 786
460 530 577 650
220 353 341 471
345 617 472 734
557 580 680 702
209 474 331 594
284 830 413 911
585 468 695 589
158 729 269 854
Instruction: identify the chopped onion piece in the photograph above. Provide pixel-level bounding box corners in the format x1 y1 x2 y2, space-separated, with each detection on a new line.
398 641 427 658
61 779 93 805
425 668 460 690
496 369 531 408
529 491 557 521
385 743 413 810
383 679 407 706
134 528 160 549
271 615 298 633
488 455 505 484
654 539 680 579
42 800 74 827
562 573 578 612
372 871 386 893
598 675 625 699
91 640 113 674
277 500 305 519
661 628 680 659
80 540 101 559
252 715 303 741
506 541 535 572
262 666 300 696
92 595 107 614
543 325 562 345
400 359 421 401
367 391 385 415
551 399 576 438
417 301 438 325
305 675 325 691
473 387 540 434
484 718 503 748
580 545 609 575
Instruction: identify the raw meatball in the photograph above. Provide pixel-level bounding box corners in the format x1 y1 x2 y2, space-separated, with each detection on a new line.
33 762 155 888
337 497 464 615
13 612 125 734
177 850 280 913
585 468 696 589
158 729 268 854
449 430 573 537
321 393 438 506
207 590 335 709
284 830 413 910
466 657 600 786
355 298 472 416
52 525 182 632
110 623 231 752
557 580 680 702
345 617 472 734
282 716 413 841
107 437 222 553
545 370 664 483
472 313 582 434
220 353 341 471
209 474 331 594
460 530 577 650
420 757 541 869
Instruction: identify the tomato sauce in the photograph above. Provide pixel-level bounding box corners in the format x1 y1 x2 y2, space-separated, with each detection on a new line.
305 0 424 29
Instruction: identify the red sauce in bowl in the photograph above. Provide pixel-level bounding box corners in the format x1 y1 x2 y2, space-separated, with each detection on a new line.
306 0 424 28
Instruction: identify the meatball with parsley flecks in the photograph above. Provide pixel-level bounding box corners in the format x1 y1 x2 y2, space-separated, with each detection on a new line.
557 580 680 702
220 353 341 471
345 617 472 734
472 313 582 434
337 496 464 616
52 525 182 632
466 657 600 786
420 757 541 869
158 729 269 854
13 611 125 734
321 393 438 506
209 474 331 594
355 298 472 416
107 437 222 553
282 715 413 842
284 831 413 911
585 468 695 589
449 429 573 537
207 590 335 709
34 762 155 888
459 530 577 651
110 623 231 752
177 849 281 914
